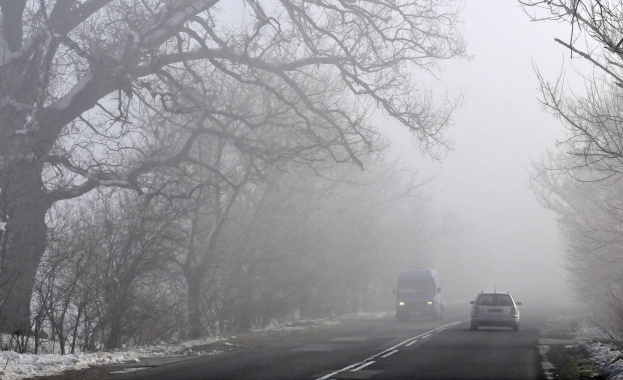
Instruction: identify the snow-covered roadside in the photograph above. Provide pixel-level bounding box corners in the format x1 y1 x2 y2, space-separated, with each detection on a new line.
577 323 623 380
582 341 623 380
0 313 388 380
0 336 224 380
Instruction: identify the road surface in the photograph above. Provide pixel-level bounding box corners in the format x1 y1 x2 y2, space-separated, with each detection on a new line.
105 306 545 380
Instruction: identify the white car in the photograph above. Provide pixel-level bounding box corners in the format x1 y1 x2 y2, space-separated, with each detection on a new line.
470 292 521 332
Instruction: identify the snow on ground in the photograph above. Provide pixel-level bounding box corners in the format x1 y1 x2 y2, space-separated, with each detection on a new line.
577 321 623 379
583 342 623 380
0 313 388 380
0 336 223 380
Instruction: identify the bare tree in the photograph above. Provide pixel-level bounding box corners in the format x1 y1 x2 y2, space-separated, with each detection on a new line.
176 150 249 339
522 0 623 181
34 191 187 351
532 162 623 339
90 191 183 349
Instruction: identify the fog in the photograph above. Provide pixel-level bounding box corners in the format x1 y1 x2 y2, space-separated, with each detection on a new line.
383 1 575 308
206 0 580 313
3 1 603 358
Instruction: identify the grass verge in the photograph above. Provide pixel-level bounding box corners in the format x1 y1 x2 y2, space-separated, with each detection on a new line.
541 316 604 379
545 343 604 379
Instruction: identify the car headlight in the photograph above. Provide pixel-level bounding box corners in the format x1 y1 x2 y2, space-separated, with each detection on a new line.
399 301 405 306
427 301 433 305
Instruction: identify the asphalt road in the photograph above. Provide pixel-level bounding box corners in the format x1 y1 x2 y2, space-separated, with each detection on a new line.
105 306 545 380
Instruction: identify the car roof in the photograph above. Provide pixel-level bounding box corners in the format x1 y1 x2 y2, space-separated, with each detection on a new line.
478 291 513 294
477 292 515 297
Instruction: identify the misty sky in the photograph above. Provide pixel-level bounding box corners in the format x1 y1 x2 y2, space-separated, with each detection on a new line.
225 0 579 305
386 1 579 304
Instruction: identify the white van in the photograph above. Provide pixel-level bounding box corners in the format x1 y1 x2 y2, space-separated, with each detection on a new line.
394 269 443 321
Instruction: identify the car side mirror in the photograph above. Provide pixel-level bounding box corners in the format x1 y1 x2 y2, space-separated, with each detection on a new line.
437 287 442 293
516 301 522 306
470 301 475 304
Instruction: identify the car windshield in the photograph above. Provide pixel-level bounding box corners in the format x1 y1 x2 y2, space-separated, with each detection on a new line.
475 294 514 306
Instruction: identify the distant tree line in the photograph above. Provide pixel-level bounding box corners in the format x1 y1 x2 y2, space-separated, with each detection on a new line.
524 0 623 343
21 158 436 354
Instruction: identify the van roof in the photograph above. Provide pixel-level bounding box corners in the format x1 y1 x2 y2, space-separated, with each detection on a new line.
399 269 437 278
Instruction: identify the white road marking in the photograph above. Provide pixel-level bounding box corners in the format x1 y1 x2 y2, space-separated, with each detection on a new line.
381 349 399 357
421 334 432 339
109 367 150 374
351 361 375 371
405 340 417 347
316 319 468 380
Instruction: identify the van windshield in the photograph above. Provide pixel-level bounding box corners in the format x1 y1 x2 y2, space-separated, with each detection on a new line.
397 277 435 294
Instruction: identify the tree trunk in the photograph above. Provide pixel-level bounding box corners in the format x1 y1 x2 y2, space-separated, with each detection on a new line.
104 287 129 350
185 270 203 340
105 310 122 350
0 160 49 334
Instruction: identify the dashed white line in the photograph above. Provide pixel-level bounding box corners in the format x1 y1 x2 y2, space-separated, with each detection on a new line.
351 361 375 371
109 368 150 374
315 319 467 380
405 340 418 347
381 349 399 357
317 363 362 379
